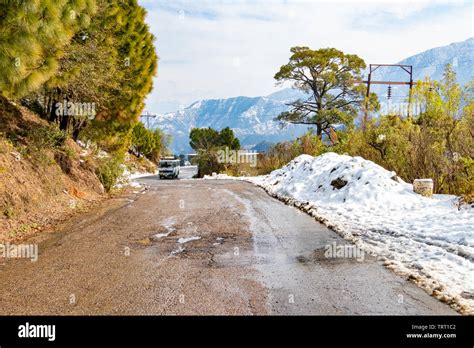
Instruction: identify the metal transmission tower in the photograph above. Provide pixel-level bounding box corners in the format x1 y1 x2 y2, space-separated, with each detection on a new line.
351 64 414 128
140 110 158 129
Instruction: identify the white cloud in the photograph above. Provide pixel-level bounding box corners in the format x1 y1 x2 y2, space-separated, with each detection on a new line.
140 0 473 113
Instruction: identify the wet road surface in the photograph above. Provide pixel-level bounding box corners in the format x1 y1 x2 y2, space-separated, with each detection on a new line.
0 177 456 314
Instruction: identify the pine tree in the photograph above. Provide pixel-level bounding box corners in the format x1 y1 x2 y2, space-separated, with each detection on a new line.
19 0 158 150
0 0 96 98
274 47 379 138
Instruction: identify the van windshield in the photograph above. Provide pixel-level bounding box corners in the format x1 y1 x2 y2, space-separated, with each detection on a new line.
159 161 176 168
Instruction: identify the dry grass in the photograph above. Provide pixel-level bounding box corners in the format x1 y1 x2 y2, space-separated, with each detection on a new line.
0 98 105 242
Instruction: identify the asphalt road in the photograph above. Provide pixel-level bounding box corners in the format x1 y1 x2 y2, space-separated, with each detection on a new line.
0 176 456 315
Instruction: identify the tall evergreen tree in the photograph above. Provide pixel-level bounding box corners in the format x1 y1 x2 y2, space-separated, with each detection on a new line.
274 47 379 138
18 0 158 149
0 0 96 98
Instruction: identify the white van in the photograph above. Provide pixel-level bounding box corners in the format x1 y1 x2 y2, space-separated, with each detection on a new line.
158 159 180 179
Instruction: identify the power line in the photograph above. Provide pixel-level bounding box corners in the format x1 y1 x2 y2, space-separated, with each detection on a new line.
140 110 158 129
366 59 474 77
352 64 415 127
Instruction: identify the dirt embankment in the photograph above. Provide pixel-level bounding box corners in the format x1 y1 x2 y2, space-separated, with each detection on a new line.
0 98 106 241
0 97 152 242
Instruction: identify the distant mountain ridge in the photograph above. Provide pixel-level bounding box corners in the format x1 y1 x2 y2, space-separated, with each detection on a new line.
146 37 473 154
147 89 310 154
373 37 473 99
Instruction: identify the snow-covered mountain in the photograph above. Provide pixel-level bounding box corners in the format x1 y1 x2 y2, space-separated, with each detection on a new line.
146 89 310 154
146 37 473 154
372 37 473 99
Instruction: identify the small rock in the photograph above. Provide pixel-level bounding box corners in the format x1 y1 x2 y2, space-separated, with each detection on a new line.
330 178 347 189
460 291 474 300
390 175 402 183
413 179 433 198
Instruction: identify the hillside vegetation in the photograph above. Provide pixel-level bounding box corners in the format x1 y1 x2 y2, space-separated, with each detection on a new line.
0 1 163 240
228 62 473 200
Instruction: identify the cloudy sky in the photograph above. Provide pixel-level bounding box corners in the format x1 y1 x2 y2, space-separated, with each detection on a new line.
139 0 473 114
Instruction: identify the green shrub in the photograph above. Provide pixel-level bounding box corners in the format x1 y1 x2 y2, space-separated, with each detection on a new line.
195 149 225 177
189 127 241 177
95 156 124 192
62 145 78 160
130 122 166 161
27 123 67 151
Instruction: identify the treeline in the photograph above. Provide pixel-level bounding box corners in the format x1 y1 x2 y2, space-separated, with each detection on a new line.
0 0 163 189
131 122 168 162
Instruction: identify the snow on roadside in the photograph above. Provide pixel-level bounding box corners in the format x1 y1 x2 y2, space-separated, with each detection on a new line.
75 140 157 189
114 165 157 189
128 170 157 180
206 152 474 313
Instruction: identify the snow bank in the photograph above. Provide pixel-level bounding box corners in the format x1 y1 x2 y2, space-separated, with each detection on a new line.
203 173 235 180
256 153 425 208
76 140 156 189
114 165 157 189
209 152 474 313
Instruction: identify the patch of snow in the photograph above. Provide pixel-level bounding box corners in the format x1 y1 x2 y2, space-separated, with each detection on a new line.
153 231 172 239
170 246 185 256
153 218 177 240
162 218 176 232
129 171 157 180
177 236 201 244
209 152 474 313
76 139 93 149
97 150 109 159
114 166 156 189
190 100 202 109
203 173 235 180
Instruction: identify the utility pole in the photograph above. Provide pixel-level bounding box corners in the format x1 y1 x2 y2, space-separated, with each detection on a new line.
140 110 157 129
407 65 414 120
352 64 414 130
